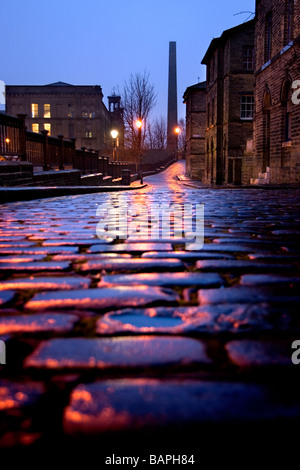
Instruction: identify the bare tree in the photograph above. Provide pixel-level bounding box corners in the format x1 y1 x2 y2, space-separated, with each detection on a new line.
178 117 186 151
145 117 167 150
122 71 157 150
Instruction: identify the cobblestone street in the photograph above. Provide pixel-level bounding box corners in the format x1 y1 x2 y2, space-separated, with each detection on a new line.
0 160 300 458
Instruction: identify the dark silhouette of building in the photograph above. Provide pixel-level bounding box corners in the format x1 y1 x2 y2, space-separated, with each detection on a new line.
5 82 124 155
250 0 300 184
167 41 178 151
183 81 206 179
201 20 255 185
108 93 125 149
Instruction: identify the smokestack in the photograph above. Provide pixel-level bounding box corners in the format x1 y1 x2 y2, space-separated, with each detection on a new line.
167 41 178 150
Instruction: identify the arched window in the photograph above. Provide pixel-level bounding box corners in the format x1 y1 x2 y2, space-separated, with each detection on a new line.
281 80 292 142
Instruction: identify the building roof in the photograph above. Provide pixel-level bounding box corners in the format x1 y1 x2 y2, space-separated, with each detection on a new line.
201 19 255 64
183 81 206 101
45 81 74 86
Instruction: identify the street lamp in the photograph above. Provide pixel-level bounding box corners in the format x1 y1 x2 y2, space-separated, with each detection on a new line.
110 129 118 161
135 119 143 179
174 126 181 160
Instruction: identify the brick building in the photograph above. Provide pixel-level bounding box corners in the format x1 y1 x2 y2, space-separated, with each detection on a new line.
183 82 206 180
251 0 300 184
5 82 124 155
201 20 255 185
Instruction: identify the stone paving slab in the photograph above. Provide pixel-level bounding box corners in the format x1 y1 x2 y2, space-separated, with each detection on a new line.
88 243 173 253
0 276 91 291
25 286 180 311
240 274 300 286
0 291 16 306
0 261 71 272
198 286 300 305
80 258 184 272
0 255 46 262
63 379 300 434
99 272 224 287
225 340 293 367
141 251 235 259
196 260 295 272
0 380 44 411
96 303 276 335
0 246 79 255
0 313 78 334
25 336 211 369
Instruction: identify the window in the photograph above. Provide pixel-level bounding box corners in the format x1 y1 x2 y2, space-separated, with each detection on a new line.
212 98 215 125
31 103 38 118
240 95 254 120
44 104 51 118
82 111 88 118
282 82 292 141
265 13 272 62
44 123 51 135
85 130 92 138
32 123 39 133
68 104 74 118
286 0 294 44
89 111 95 118
242 46 254 70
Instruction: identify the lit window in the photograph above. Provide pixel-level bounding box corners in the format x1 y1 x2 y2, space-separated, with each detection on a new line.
82 111 88 118
31 103 38 118
85 131 92 138
32 123 39 133
89 111 95 118
68 104 74 118
242 47 254 70
240 96 254 120
44 123 51 135
44 104 51 118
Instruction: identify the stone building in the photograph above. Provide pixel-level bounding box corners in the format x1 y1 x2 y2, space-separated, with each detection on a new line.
183 81 206 179
251 0 300 184
201 20 255 185
5 82 123 155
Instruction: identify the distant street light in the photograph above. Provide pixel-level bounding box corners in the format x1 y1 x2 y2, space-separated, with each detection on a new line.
110 129 118 161
5 138 10 144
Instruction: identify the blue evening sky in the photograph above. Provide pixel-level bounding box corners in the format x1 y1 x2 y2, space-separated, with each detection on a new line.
1 0 255 120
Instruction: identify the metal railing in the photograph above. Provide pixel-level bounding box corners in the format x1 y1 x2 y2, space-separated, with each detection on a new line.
0 113 176 178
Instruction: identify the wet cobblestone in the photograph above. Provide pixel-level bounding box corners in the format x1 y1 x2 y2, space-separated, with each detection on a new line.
0 161 300 451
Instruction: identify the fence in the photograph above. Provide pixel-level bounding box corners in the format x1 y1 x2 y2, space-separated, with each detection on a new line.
0 113 175 178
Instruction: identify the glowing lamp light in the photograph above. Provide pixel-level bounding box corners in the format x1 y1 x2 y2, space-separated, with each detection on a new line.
111 130 118 139
174 127 181 134
5 138 10 144
135 120 142 129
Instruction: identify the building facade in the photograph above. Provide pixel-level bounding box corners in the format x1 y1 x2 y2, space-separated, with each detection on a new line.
252 0 300 184
201 20 255 185
5 82 123 155
183 82 206 180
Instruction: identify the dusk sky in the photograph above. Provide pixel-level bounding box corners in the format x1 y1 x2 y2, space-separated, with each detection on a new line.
1 0 255 120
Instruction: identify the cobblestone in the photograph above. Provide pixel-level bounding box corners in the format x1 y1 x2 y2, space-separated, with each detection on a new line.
63 380 300 434
0 161 299 450
25 286 179 310
25 336 211 369
0 313 78 334
99 272 224 287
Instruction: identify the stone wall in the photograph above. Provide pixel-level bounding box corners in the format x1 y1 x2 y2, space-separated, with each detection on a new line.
252 0 300 184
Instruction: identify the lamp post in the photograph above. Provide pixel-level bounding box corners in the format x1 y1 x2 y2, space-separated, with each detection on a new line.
174 126 181 160
110 129 118 161
135 119 142 178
